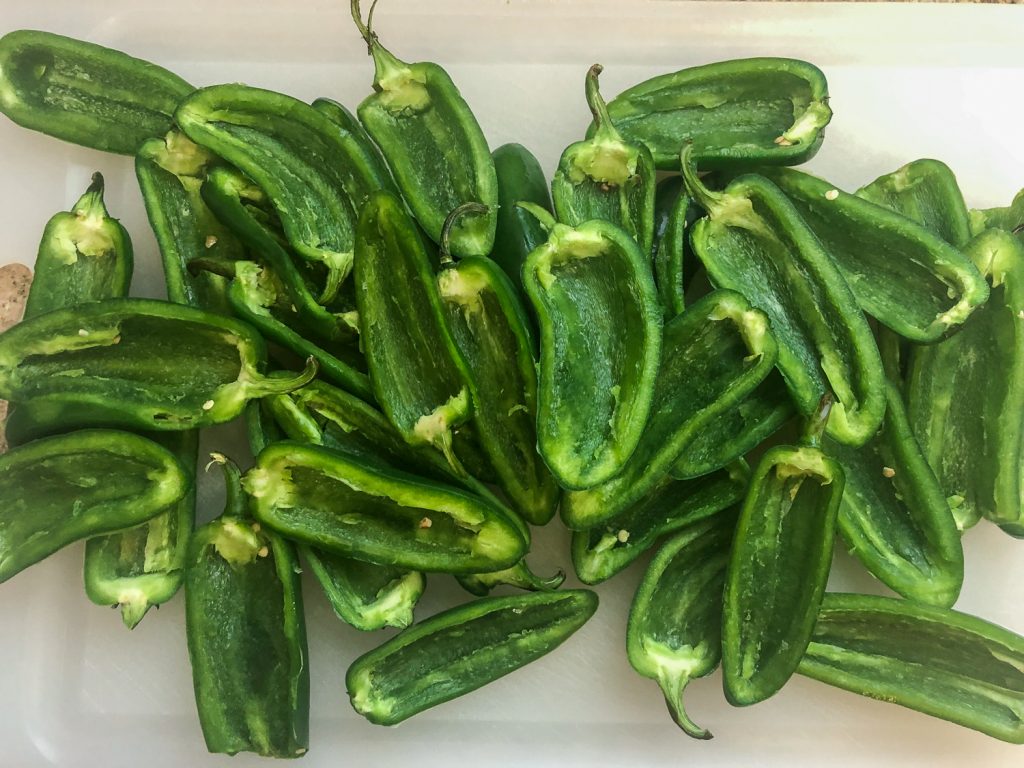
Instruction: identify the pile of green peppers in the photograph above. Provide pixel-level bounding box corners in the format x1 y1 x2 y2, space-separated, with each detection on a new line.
0 4 1023 757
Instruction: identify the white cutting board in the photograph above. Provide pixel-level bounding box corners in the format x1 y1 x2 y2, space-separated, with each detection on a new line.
0 1 1022 765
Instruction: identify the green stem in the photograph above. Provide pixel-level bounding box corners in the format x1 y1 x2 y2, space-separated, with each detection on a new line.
207 453 248 517
242 356 319 398
516 201 557 233
585 63 616 139
679 143 725 217
657 671 712 740
440 203 489 267
73 172 108 220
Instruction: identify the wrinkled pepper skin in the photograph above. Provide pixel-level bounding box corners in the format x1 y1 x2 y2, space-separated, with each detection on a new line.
827 383 963 606
683 149 884 447
0 30 193 154
908 229 1024 534
25 172 132 318
0 430 188 583
244 442 527 574
552 64 656 255
762 166 989 342
599 58 831 170
627 513 737 739
652 176 689 319
521 208 662 489
572 462 747 585
351 0 497 258
798 593 1024 745
346 589 598 725
562 290 775 528
0 298 316 439
185 456 308 758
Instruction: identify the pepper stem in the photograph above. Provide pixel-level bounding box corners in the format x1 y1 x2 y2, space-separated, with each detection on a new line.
72 172 108 220
350 0 376 50
679 143 725 217
457 561 566 596
658 671 712 740
207 452 248 517
803 392 834 447
243 356 319 398
585 63 617 139
516 201 557 233
439 202 490 266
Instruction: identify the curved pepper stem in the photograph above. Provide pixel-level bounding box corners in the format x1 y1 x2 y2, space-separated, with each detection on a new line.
207 452 248 518
803 392 834 448
457 561 566 597
439 202 490 267
679 143 726 217
515 201 557 233
350 0 377 51
73 172 107 220
242 356 319 399
657 670 712 740
585 63 617 140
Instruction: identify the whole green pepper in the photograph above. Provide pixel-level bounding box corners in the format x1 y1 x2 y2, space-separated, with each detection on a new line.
25 172 132 318
552 64 656 255
185 454 308 758
721 398 844 706
651 176 689 319
0 30 193 154
520 204 662 489
598 57 831 170
350 0 498 258
682 147 885 447
0 429 188 584
346 589 598 725
627 512 737 739
798 593 1024 744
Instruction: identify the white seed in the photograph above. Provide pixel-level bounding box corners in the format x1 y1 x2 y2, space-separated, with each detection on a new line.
419 517 432 529
882 466 896 478
824 189 840 201
78 328 88 337
257 546 269 558
202 400 215 411
616 529 630 543
205 235 218 248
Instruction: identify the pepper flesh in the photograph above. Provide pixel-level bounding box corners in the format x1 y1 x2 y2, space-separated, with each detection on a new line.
652 176 689 319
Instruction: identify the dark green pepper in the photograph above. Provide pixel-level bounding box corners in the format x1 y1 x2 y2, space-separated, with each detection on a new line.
350 0 497 257
798 593 1024 744
599 58 831 170
572 462 747 585
244 442 527 574
520 205 662 489
185 454 308 758
552 64 656 255
25 172 132 318
651 176 689 319
0 429 188 583
682 147 885 446
627 512 737 739
722 398 844 706
761 166 989 342
0 30 192 154
310 97 393 189
346 589 598 725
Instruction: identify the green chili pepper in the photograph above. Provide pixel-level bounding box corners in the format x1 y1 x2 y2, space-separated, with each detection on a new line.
491 142 553 300
562 289 775 528
722 397 844 706
185 454 308 758
520 204 662 489
627 512 737 739
25 172 132 318
908 228 1024 534
572 462 747 585
798 592 1024 745
310 97 393 188
244 442 527 574
598 58 831 170
760 166 989 342
552 64 656 255
652 176 689 319
346 589 598 725
176 84 394 302
350 0 497 257
969 188 1024 241
0 30 192 154
245 398 282 457
0 298 317 438
355 190 473 464
682 146 885 447
436 204 560 525
0 429 188 584
826 382 963 606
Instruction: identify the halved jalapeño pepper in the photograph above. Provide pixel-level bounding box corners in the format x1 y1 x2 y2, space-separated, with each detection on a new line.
346 589 598 725
521 206 662 489
0 430 188 583
798 593 1024 745
682 147 885 447
599 58 831 170
244 442 527 574
552 64 656 255
0 30 193 154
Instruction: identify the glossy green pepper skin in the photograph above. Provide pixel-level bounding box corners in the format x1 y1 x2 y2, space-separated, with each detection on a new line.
627 512 737 739
185 455 308 758
521 207 662 489
970 188 1024 242
244 442 527 574
25 172 132 319
562 290 775 528
798 593 1024 744
683 149 885 447
351 0 497 258
652 176 689 319
346 589 598 725
552 64 656 255
826 383 963 606
0 430 188 584
599 58 831 170
311 97 394 190
0 30 193 154
0 298 316 439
